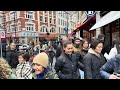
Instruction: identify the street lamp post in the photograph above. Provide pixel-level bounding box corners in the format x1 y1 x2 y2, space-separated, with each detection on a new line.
14 11 16 44
66 13 69 37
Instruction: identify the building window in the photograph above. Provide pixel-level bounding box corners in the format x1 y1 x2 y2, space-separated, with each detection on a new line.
44 11 47 14
18 23 21 31
52 28 54 33
26 23 34 31
63 20 64 26
53 28 56 33
41 26 47 32
61 19 62 25
65 21 66 26
50 18 52 23
40 16 43 22
63 14 64 18
10 24 15 32
10 12 16 21
59 27 60 33
58 19 60 25
6 15 8 22
53 11 56 15
54 19 56 24
25 11 34 19
61 28 62 34
62 28 64 34
40 11 43 14
50 28 55 33
45 17 47 23
49 11 52 15
61 12 62 17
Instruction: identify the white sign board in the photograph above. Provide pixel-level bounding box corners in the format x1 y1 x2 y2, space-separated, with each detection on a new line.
0 31 5 39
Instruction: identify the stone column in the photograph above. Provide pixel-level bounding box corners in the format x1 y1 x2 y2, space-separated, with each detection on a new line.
96 11 101 38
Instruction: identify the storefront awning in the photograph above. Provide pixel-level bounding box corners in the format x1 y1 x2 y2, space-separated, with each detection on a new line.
70 15 96 36
90 11 120 30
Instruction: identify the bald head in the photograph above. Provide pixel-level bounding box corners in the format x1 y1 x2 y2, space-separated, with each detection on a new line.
62 36 69 44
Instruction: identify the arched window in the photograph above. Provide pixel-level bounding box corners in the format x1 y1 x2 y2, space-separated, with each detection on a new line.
46 28 48 32
52 29 54 33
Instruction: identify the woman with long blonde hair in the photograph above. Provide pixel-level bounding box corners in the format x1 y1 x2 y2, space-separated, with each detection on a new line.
0 58 17 79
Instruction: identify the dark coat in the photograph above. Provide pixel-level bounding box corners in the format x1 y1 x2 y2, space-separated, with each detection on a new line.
55 44 63 59
6 48 19 68
101 43 111 55
46 46 55 64
83 48 106 79
54 52 81 79
100 54 120 79
79 49 88 65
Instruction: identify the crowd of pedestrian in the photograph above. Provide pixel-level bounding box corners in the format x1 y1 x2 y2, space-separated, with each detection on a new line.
1 33 120 79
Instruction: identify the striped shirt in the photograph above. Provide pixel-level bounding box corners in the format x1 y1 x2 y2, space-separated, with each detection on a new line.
16 61 32 79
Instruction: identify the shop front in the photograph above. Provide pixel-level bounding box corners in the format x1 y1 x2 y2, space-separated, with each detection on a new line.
90 11 120 47
70 15 96 41
20 32 39 44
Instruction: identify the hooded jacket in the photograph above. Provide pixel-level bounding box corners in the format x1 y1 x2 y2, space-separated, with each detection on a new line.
83 48 106 79
100 54 120 79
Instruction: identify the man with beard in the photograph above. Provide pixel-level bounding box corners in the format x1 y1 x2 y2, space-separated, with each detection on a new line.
73 38 84 72
6 43 19 73
55 36 69 59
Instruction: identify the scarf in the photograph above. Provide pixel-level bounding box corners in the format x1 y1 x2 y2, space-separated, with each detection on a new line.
37 68 49 79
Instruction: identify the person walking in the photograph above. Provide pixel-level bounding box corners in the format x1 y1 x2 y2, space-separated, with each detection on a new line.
79 39 89 79
16 52 32 79
55 36 69 59
97 34 111 55
32 52 52 79
83 39 106 79
72 38 84 79
6 43 19 74
54 41 81 79
46 41 55 69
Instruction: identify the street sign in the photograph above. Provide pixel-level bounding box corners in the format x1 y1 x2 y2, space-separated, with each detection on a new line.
1 31 5 39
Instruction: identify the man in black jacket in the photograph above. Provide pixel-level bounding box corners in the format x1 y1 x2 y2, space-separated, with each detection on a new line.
55 36 69 59
6 43 19 69
97 33 111 55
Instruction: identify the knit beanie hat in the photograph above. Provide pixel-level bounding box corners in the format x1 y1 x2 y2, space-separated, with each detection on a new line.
33 52 49 68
